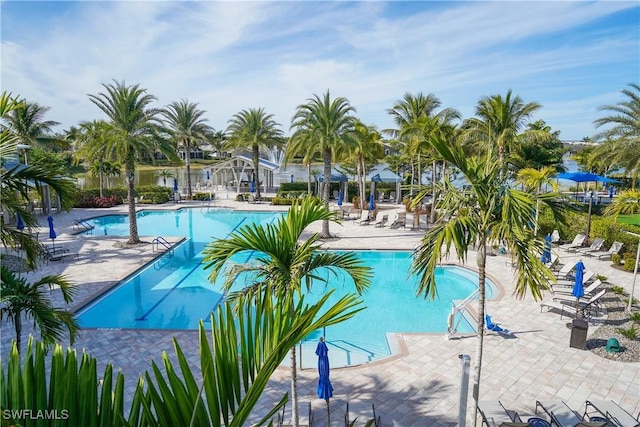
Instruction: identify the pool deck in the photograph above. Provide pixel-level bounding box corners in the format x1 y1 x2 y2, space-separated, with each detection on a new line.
1 198 639 426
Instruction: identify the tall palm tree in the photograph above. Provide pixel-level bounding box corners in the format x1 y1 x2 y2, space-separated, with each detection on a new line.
604 189 640 217
209 129 229 158
0 265 79 354
409 136 565 426
226 108 284 200
155 169 174 187
88 80 174 244
72 120 116 197
463 90 548 179
594 83 640 187
161 99 213 199
290 91 356 238
284 130 322 195
516 166 559 235
202 197 372 427
3 100 69 155
0 92 23 157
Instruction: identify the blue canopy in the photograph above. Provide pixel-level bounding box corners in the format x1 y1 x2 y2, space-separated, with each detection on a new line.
316 339 333 400
557 172 620 183
317 172 348 183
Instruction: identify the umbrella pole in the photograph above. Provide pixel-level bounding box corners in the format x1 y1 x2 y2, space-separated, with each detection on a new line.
326 398 330 427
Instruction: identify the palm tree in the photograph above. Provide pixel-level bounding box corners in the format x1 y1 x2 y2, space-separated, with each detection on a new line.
88 80 174 244
72 120 116 197
0 265 79 354
284 130 322 195
516 166 559 235
604 189 640 217
209 129 229 158
463 90 548 179
409 136 565 426
161 99 213 199
226 108 284 200
594 83 640 187
155 169 174 187
3 100 69 155
349 120 384 209
0 92 23 158
290 91 356 238
202 197 372 427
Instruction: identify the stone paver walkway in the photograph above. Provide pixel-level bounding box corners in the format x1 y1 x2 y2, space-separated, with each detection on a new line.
1 199 638 426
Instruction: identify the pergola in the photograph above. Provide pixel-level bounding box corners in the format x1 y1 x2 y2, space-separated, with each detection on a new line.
207 155 280 194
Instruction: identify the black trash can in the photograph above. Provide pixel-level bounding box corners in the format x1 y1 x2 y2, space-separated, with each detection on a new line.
570 319 589 349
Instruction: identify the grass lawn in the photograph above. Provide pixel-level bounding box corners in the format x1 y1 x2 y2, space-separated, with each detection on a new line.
617 214 640 226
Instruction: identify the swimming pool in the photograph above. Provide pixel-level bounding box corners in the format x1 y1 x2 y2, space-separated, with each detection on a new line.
77 208 495 366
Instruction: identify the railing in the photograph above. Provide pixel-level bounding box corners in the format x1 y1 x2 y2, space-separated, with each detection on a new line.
152 236 173 254
200 195 215 211
73 219 94 234
446 288 479 339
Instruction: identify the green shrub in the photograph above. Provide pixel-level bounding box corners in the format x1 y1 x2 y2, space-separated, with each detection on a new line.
611 285 626 295
612 254 622 265
629 312 640 324
623 252 638 272
617 325 638 339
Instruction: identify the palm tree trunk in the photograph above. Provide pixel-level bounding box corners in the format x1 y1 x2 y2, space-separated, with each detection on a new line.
14 315 22 355
185 140 193 200
98 159 105 198
253 145 262 200
430 160 437 224
126 153 140 245
321 148 331 238
290 345 299 427
307 163 312 194
357 156 365 210
472 237 487 427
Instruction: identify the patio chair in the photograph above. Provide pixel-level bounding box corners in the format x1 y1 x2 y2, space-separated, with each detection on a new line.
554 262 576 280
389 212 406 229
553 270 596 289
559 234 586 251
485 314 514 337
355 210 372 225
576 238 605 256
551 229 561 244
594 241 624 261
374 213 388 228
535 400 583 427
552 279 603 300
478 401 521 427
540 289 606 320
584 400 640 427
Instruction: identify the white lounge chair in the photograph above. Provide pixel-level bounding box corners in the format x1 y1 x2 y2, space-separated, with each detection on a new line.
576 238 605 256
535 400 583 427
559 234 586 251
374 213 388 228
478 401 521 427
552 279 603 300
540 289 606 319
584 400 640 427
553 270 596 288
389 212 406 229
554 262 576 280
594 241 624 261
355 210 372 225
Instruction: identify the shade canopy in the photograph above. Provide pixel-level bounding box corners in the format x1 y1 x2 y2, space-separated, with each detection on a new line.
557 172 620 184
370 172 402 183
317 172 348 182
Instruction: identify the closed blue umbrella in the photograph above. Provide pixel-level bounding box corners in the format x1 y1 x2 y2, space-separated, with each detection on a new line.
173 178 178 192
47 215 57 250
16 214 25 230
316 337 333 423
250 180 255 193
609 185 614 199
541 234 552 264
337 189 344 207
206 169 210 181
369 193 374 211
572 260 586 315
316 338 332 399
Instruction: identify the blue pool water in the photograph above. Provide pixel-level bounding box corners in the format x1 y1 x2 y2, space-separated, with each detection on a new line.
77 208 495 365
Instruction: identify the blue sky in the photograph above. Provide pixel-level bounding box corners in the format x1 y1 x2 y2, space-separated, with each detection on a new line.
2 1 638 140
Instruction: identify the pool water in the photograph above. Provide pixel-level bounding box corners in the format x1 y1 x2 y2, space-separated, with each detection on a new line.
77 208 494 366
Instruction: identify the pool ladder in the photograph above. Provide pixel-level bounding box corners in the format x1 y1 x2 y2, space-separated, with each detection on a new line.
152 236 173 254
446 288 479 339
73 218 95 234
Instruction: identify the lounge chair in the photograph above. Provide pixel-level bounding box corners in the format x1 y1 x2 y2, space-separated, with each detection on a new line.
478 401 522 427
554 262 576 280
552 279 603 299
535 400 584 427
584 400 640 427
559 234 586 251
540 289 606 319
594 241 624 261
551 229 561 245
576 238 605 256
553 270 596 288
389 212 406 229
355 210 372 225
374 213 388 228
485 314 514 337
